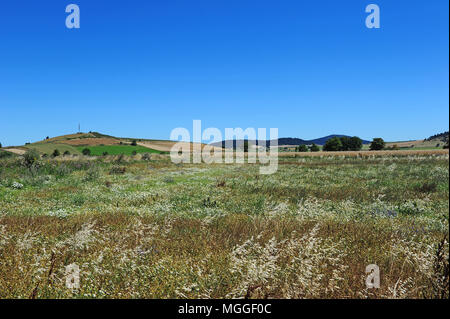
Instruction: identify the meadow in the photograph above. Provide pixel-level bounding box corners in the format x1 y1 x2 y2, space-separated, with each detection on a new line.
75 145 165 156
0 151 448 299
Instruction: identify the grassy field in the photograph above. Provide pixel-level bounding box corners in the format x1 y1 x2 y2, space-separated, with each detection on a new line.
75 145 166 156
0 152 448 298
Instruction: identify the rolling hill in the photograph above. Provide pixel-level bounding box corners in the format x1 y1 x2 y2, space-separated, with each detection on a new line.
212 135 371 149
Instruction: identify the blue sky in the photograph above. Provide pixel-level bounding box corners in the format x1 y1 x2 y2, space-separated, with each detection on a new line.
0 0 448 146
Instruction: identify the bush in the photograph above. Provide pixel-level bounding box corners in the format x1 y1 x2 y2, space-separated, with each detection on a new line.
131 140 137 146
82 148 91 156
109 166 126 175
0 150 12 159
84 166 100 181
323 137 342 151
102 151 109 156
52 149 60 157
63 151 71 156
309 143 320 152
115 154 125 164
141 153 151 161
23 149 40 167
370 138 385 151
297 144 308 152
132 150 137 156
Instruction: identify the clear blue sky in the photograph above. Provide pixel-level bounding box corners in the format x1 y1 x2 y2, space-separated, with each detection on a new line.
0 0 448 146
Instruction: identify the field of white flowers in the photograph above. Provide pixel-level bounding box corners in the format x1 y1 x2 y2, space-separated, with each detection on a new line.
0 151 448 298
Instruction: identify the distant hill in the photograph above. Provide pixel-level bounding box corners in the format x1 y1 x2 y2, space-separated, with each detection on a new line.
425 131 448 142
304 135 371 145
213 135 371 149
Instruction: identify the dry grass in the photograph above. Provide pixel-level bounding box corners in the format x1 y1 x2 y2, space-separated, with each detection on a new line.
0 153 448 299
279 149 449 157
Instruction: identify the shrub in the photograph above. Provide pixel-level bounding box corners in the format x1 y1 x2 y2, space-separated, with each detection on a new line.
141 153 151 161
23 149 40 167
132 150 137 156
0 150 12 159
84 166 100 181
82 148 91 156
63 150 71 156
102 151 109 156
370 138 385 151
131 140 137 146
323 137 342 151
109 166 126 175
297 145 308 152
54 163 72 177
52 149 60 157
115 154 125 164
309 143 320 152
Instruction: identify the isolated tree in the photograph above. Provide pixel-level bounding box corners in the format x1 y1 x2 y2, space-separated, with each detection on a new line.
297 144 308 152
82 148 91 156
348 136 363 151
52 149 60 157
63 150 70 156
339 136 351 151
243 140 249 153
309 143 320 152
369 138 385 151
323 137 342 151
131 140 137 146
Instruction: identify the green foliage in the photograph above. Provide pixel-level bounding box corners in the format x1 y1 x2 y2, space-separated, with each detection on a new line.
0 150 12 159
243 140 249 153
309 143 320 152
131 140 137 146
84 166 100 182
370 138 386 151
52 149 60 157
23 149 40 167
348 137 363 151
63 150 71 156
76 145 162 156
323 137 342 151
82 148 91 156
297 144 308 152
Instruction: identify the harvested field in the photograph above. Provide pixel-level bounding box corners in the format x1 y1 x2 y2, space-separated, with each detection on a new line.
1 148 26 155
60 137 121 146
